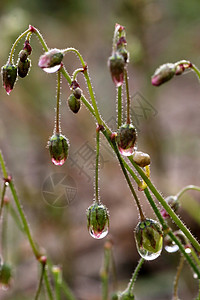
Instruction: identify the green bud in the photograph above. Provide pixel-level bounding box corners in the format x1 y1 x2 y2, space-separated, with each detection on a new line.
2 64 17 95
68 94 81 113
116 124 137 156
132 151 150 167
135 219 163 260
48 133 69 166
120 291 135 300
86 202 109 239
18 58 31 78
0 263 12 286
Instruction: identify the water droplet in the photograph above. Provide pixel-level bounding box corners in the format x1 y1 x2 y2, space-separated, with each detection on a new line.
89 225 109 240
118 146 135 156
51 158 66 166
193 273 198 279
165 243 179 253
137 247 162 261
43 65 61 73
185 247 191 254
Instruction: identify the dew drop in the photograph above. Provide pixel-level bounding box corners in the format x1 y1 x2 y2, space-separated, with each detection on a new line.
118 146 135 156
89 225 109 240
165 243 179 253
185 247 191 254
137 247 162 261
43 65 61 73
193 273 198 279
51 158 66 166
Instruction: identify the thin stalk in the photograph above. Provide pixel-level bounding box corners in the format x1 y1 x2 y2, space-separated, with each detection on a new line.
127 258 144 295
52 266 62 300
130 158 200 252
95 129 100 203
173 255 184 300
0 183 7 217
110 249 118 291
44 268 54 300
55 70 61 134
101 242 112 300
190 248 200 268
31 26 49 52
62 47 85 66
35 263 46 300
61 282 77 300
72 68 83 81
2 201 9 261
8 28 30 63
117 86 122 128
176 185 200 199
124 69 130 124
191 64 200 80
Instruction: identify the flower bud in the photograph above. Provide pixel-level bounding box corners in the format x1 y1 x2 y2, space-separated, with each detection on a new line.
120 292 135 300
151 63 175 86
17 58 31 78
48 133 69 166
108 52 125 87
19 50 28 62
132 151 150 167
160 195 179 219
117 37 129 63
73 87 82 99
86 202 109 239
111 293 119 300
0 263 12 286
23 40 32 55
2 64 17 95
135 218 163 260
116 124 137 156
38 49 63 73
68 94 81 113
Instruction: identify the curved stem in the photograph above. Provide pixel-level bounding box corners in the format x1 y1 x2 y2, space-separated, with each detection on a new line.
35 263 45 300
72 68 83 81
173 255 184 299
31 26 49 52
124 69 130 124
191 64 200 80
62 47 85 66
127 258 144 295
0 183 7 218
176 185 200 199
8 28 30 64
55 70 61 134
117 86 122 128
95 129 100 203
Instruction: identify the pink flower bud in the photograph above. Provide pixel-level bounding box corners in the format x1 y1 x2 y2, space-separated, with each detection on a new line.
151 63 175 86
38 49 63 73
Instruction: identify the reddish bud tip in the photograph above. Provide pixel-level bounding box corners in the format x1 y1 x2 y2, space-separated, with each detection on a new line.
151 63 175 86
23 40 32 55
2 64 17 95
29 25 36 33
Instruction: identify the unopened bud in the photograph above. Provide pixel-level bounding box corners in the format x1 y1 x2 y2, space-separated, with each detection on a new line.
86 202 109 239
19 50 28 62
151 63 175 86
108 53 125 87
73 87 82 99
120 292 135 300
48 133 69 166
133 151 150 167
38 49 63 73
68 94 81 113
160 195 179 219
18 58 31 78
116 124 137 156
2 64 17 95
0 263 12 286
135 218 163 260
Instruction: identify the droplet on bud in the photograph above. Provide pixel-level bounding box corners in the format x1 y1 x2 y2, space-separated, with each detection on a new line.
38 49 63 73
151 63 175 86
86 202 109 239
116 124 137 156
135 219 163 261
2 64 17 95
48 133 69 166
108 52 125 87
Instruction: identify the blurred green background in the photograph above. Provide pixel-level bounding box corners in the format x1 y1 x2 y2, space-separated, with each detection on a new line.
1 0 200 299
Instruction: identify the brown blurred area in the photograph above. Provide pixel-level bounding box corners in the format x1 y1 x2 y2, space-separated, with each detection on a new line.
0 0 200 299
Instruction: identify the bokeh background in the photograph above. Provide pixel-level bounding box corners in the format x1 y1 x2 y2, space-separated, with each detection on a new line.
0 0 200 299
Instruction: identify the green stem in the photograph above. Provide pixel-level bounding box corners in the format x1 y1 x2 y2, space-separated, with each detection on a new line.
174 60 200 81
124 69 130 124
72 68 83 81
55 70 61 134
191 64 200 80
95 129 100 203
117 86 122 128
176 185 200 199
173 255 184 299
35 263 45 300
32 26 49 52
101 242 112 300
61 282 77 300
52 266 62 300
0 183 7 218
130 159 200 252
190 248 200 268
2 201 9 261
8 28 30 64
44 268 55 300
127 258 144 295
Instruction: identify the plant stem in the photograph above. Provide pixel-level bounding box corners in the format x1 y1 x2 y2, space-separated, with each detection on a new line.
8 28 30 64
190 248 200 268
61 282 77 300
0 183 7 218
130 159 200 252
35 263 45 300
173 255 184 300
124 69 130 124
52 266 62 300
44 268 54 300
72 68 83 81
31 26 49 51
176 185 200 199
95 128 100 203
117 86 122 128
55 70 61 134
2 201 9 262
191 64 200 80
127 258 144 295
101 241 112 300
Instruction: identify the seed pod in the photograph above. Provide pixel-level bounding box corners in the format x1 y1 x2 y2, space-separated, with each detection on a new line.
0 263 12 286
151 63 175 86
48 133 69 166
2 64 17 95
73 87 82 99
108 52 125 87
18 58 31 78
86 202 109 239
135 218 163 260
38 49 63 73
68 94 81 113
116 124 137 156
132 151 150 167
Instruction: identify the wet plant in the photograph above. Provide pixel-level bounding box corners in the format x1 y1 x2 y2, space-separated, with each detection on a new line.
1 23 200 299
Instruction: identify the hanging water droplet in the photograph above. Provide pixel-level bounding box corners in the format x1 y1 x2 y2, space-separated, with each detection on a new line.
137 246 162 261
51 157 66 166
193 273 198 279
185 247 191 254
89 225 109 240
43 65 62 73
165 243 179 253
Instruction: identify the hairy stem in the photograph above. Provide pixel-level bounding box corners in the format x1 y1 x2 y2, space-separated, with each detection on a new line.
117 86 122 128
95 128 100 203
124 69 130 124
173 255 184 299
176 185 200 199
127 258 144 295
55 70 61 134
35 263 45 300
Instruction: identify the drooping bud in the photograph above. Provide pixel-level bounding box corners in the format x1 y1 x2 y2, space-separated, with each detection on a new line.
38 49 63 73
17 58 31 78
23 40 32 55
0 263 12 287
48 133 69 166
108 52 125 87
151 63 175 86
116 124 137 156
2 64 17 95
73 87 82 99
132 151 150 167
19 50 28 62
160 195 179 219
68 94 81 113
135 218 163 260
120 292 135 300
86 202 109 239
